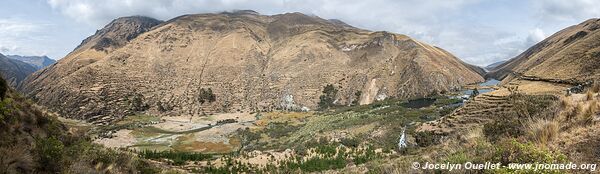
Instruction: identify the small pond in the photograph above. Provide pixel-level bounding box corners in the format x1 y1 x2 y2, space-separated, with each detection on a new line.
462 79 500 95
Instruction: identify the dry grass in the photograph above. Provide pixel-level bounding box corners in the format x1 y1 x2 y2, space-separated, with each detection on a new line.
575 103 585 119
592 82 600 93
559 97 572 109
526 118 560 145
0 145 34 173
579 100 598 126
559 101 579 122
586 90 595 101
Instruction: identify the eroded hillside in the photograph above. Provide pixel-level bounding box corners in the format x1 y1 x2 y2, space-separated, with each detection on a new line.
21 11 484 123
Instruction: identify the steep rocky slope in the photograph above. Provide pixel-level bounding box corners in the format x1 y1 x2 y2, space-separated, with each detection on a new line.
0 53 37 87
0 76 160 173
488 18 600 83
6 55 56 70
21 11 484 122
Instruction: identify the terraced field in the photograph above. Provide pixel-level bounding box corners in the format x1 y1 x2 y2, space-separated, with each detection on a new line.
419 93 514 134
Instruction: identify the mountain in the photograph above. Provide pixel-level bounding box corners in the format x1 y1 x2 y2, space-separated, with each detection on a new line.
484 60 506 71
0 53 37 87
6 55 56 70
489 18 600 84
20 12 484 122
0 76 160 173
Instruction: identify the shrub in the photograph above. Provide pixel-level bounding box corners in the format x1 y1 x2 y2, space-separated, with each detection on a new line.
318 84 338 110
36 137 65 172
510 94 558 119
340 137 360 148
199 88 216 104
483 117 523 142
494 138 567 166
470 88 479 98
414 131 442 147
0 77 6 100
263 122 299 139
0 146 34 173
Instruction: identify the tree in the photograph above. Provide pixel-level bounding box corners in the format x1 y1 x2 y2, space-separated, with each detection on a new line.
470 88 480 98
199 88 216 104
318 84 338 110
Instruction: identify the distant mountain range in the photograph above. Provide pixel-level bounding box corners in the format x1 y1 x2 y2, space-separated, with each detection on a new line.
484 60 506 71
6 55 55 70
0 53 37 87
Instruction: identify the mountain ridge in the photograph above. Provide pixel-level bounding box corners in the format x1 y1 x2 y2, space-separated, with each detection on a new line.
488 18 600 84
6 55 55 70
21 12 484 122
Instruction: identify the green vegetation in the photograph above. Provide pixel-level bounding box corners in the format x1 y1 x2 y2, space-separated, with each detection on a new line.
484 93 558 142
243 95 461 152
199 88 216 104
438 92 569 173
138 150 214 166
195 143 382 173
414 131 443 147
36 137 65 171
0 76 162 173
264 122 300 139
318 84 338 110
470 88 480 98
0 78 6 100
483 118 524 142
439 138 567 174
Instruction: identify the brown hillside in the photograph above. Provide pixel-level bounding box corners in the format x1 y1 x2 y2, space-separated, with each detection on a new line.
21 12 484 122
489 18 600 84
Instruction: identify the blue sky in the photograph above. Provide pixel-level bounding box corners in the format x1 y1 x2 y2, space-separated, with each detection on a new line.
1 0 599 66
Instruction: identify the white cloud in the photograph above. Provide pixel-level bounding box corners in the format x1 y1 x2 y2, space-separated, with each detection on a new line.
525 28 546 46
0 19 39 53
0 18 53 56
533 0 600 22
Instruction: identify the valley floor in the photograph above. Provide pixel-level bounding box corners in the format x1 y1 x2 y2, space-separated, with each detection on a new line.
56 79 600 173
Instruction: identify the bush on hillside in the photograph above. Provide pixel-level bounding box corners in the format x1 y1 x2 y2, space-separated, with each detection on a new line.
199 88 216 104
0 78 6 100
318 84 338 110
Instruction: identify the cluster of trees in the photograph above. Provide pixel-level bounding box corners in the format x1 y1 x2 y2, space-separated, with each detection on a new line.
195 143 381 173
318 84 338 109
199 88 216 104
318 84 363 109
138 150 213 166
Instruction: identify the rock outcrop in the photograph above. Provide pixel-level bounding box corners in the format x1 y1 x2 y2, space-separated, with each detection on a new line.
21 11 484 122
